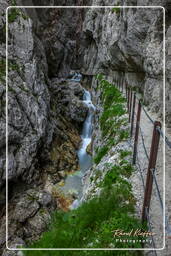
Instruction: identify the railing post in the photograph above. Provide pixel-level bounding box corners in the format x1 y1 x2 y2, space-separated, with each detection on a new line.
127 88 130 112
122 76 124 92
130 93 136 137
132 100 141 164
142 121 161 222
129 89 133 122
125 83 128 99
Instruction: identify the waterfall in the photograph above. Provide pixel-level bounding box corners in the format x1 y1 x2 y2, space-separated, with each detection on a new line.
59 73 95 209
77 90 95 173
71 89 95 209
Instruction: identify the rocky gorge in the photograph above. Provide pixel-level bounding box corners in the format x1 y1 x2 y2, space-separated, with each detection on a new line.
0 0 171 255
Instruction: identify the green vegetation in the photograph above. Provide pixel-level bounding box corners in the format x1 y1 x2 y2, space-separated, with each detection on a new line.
24 75 147 255
94 145 109 164
8 8 21 23
93 75 128 164
9 60 20 72
25 182 145 254
0 59 6 82
11 0 17 6
24 161 145 254
100 162 134 188
111 2 121 14
112 7 120 14
8 7 29 23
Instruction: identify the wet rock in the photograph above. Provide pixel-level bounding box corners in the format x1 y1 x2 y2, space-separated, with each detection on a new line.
86 142 92 155
69 99 88 123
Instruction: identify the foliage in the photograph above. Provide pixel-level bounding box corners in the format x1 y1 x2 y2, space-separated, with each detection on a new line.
94 145 109 164
9 60 21 72
24 149 145 253
8 7 29 23
8 8 21 23
24 184 145 254
0 59 6 82
100 163 134 188
0 58 23 83
112 7 120 14
120 150 132 159
11 0 17 6
93 75 128 163
23 75 146 254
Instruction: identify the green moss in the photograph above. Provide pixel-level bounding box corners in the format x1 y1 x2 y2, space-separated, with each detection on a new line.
8 7 29 23
111 3 121 14
11 0 17 6
111 7 120 14
0 59 6 83
9 60 20 72
8 8 20 23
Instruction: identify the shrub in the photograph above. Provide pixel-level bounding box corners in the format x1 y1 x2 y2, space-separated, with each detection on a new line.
94 145 109 164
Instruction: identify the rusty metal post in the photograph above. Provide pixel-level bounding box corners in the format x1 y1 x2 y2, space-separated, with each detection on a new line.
121 76 123 92
125 83 127 98
142 121 161 222
127 88 130 112
129 89 133 122
130 93 136 137
132 100 142 164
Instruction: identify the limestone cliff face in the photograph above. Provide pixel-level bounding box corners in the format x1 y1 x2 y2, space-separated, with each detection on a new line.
81 0 171 125
0 1 86 251
0 0 85 191
22 0 85 78
0 0 171 253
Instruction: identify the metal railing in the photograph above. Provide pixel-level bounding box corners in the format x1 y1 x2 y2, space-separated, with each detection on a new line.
115 79 171 253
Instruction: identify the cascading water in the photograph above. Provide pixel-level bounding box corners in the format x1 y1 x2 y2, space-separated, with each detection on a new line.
60 73 95 208
70 89 95 209
77 90 95 173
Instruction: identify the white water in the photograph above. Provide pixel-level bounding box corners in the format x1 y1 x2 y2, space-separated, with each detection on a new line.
70 89 95 209
60 74 95 208
77 90 95 173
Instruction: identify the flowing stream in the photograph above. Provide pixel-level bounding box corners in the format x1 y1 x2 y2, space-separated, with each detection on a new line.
60 74 95 208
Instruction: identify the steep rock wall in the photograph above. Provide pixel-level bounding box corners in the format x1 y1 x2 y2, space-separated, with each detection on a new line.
22 0 86 78
0 0 86 193
81 0 171 125
0 1 87 252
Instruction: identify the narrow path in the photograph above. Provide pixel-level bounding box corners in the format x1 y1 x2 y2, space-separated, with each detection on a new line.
128 99 171 255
